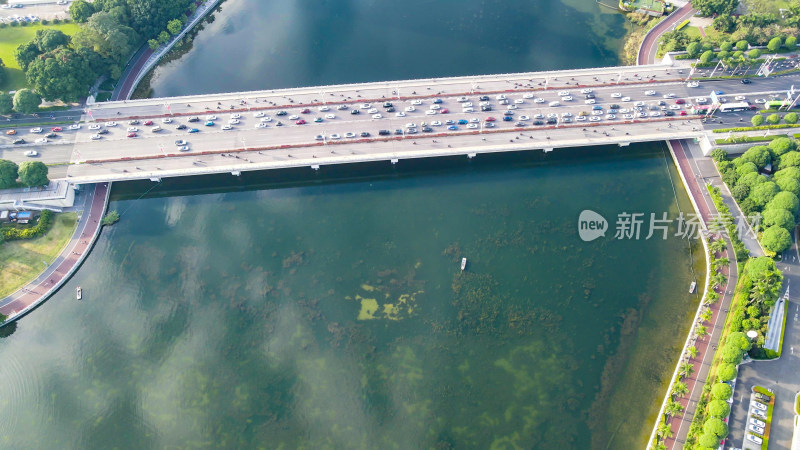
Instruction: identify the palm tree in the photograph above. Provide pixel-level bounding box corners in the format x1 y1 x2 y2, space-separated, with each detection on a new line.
679 362 694 378
710 239 727 254
711 271 727 289
672 381 689 398
712 257 730 270
696 325 708 338
700 308 713 323
657 422 673 440
688 345 699 359
665 400 685 417
654 442 667 450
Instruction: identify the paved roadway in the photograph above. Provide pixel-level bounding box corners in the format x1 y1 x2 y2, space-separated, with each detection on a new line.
638 4 697 66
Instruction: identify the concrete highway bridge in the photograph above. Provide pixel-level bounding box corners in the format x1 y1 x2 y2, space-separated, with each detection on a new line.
0 62 797 184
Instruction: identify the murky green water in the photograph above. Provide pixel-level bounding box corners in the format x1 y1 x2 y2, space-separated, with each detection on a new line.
0 148 702 448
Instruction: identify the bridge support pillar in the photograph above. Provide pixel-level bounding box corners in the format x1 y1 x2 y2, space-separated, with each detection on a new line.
543 148 553 153
467 153 476 159
391 159 399 164
149 177 161 182
311 165 320 171
618 142 630 147
231 171 241 176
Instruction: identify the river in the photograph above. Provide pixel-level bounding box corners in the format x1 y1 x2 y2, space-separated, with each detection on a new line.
0 2 701 449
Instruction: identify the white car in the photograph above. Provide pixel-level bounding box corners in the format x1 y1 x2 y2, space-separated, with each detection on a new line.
696 97 708 104
395 112 406 117
88 124 101 130
637 112 648 118
368 108 378 114
127 127 138 132
24 150 38 157
467 123 478 129
591 110 603 116
254 112 265 118
750 418 766 428
746 435 763 445
463 107 475 113
411 99 423 105
519 115 530 121
405 106 416 112
462 102 473 107
585 99 596 104
605 114 616 120
360 103 371 109
260 116 272 122
495 94 506 100
405 122 417 128
255 123 268 129
372 113 383 119
325 114 335 119
431 120 442 126
179 146 189 152
748 424 765 435
29 127 42 133
644 90 657 96
484 122 495 128
513 99 524 104
558 90 570 96
228 119 239 125
69 124 81 130
430 104 442 110
230 113 241 119
162 117 173 124
668 104 681 110
457 96 469 102
345 132 356 138
151 126 162 132
621 97 631 102
534 98 545 103
634 101 645 107
561 112 573 118
687 81 700 88
288 115 299 120
755 98 767 104
106 121 117 127
330 133 341 139
206 115 217 121
318 106 330 112
650 111 661 117
610 92 622 98
561 96 573 102
753 402 767 411
751 409 767 419
735 95 747 101
35 138 48 144
662 93 675 98
580 88 593 94
589 116 601 122
425 110 436 115
619 108 631 113
575 115 587 122
622 114 634 119
222 125 233 130
522 93 534 99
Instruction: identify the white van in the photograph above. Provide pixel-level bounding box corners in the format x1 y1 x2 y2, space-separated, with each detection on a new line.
549 101 561 107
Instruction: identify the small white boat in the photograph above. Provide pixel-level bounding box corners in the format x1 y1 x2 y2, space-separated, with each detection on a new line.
76 286 82 300
689 282 696 294
461 258 467 271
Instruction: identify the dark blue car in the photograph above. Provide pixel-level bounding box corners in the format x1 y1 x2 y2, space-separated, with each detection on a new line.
503 116 513 121
457 119 468 125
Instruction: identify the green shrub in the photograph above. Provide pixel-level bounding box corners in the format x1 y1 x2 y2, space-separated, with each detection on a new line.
698 432 720 448
703 417 729 438
785 112 799 124
710 148 728 161
711 383 732 400
101 210 120 226
717 362 737 381
708 399 731 417
751 114 765 126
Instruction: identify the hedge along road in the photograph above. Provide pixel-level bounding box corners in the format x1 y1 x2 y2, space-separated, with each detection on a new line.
0 182 108 326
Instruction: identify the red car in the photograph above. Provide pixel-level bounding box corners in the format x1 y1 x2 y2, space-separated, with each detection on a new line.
295 119 306 125
144 120 154 126
675 99 686 105
127 132 137 138
440 108 449 114
485 117 496 122
679 110 687 116
300 108 311 114
51 127 62 132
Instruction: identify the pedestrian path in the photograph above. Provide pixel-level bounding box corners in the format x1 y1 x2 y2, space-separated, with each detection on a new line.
0 183 109 325
765 285 788 352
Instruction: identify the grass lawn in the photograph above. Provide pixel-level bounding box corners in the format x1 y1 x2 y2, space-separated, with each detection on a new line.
0 212 77 298
0 23 81 92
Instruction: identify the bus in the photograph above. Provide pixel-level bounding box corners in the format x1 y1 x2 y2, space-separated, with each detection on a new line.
718 102 752 112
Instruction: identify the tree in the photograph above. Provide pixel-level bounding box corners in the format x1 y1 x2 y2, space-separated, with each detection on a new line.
33 29 71 52
727 331 753 351
157 30 171 44
722 343 744 364
766 113 781 124
717 362 737 381
700 50 715 63
704 417 729 439
785 112 799 124
665 400 685 417
73 12 138 66
126 0 193 39
741 145 772 168
751 114 765 126
693 0 739 16
657 422 673 440
713 14 737 32
0 92 12 115
698 432 721 449
736 39 750 51
767 36 783 52
147 39 160 50
720 40 734 52
167 18 183 35
69 0 95 23
0 159 19 189
711 238 727 253
786 35 798 49
776 176 800 197
708 399 731 417
673 381 689 397
711 382 733 400
748 181 779 208
12 89 41 114
710 148 728 162
762 225 792 253
687 41 702 58
765 191 800 214
779 151 800 170
701 307 714 322
17 161 48 187
768 136 797 155
762 208 795 231
697 325 709 337
688 345 699 359
679 362 694 378
25 47 97 102
14 41 41 72
774 166 800 182
0 57 5 88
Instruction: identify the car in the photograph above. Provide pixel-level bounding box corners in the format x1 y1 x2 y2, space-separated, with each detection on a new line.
394 129 403 135
395 111 406 118
314 134 324 141
179 146 190 152
411 99 423 106
127 132 137 138
345 132 357 138
439 108 449 114
585 94 595 99
255 122 268 129
592 105 603 110
425 110 436 116
432 98 443 104
484 122 495 128
360 131 371 137
753 402 768 411
406 128 418 134
751 408 767 418
575 116 586 122
748 424 765 435
188 117 200 122
735 95 746 101
713 90 724 95
534 97 545 103
300 109 311 114
479 95 490 101
98 129 109 135
514 99 524 104
668 104 681 110
512 122 523 127
188 128 199 133
330 133 341 139
447 125 458 130
351 109 360 115
221 124 232 130
557 91 569 96
650 111 661 117
319 106 331 112
675 99 686 104
254 112 266 118
314 117 323 123
518 115 529 121
463 107 475 113
27 127 41 134
750 418 766 428
151 126 162 132
175 140 188 146
228 119 240 125
5 129 16 135
45 132 57 138
687 81 700 88
485 117 496 122
205 121 215 126
644 90 657 96
127 127 138 132
696 97 708 104
378 129 391 136
382 102 393 108
755 393 771 402
324 114 336 120
431 121 442 126
580 88 593 94
445 119 455 125
405 122 417 129
276 111 288 116
275 121 284 126
605 114 616 120
741 78 752 84
561 96 573 101
637 112 648 118
522 93 534 99
502 116 513 121
24 150 38 157
88 124 101 130
176 124 187 130
337 104 349 110
588 116 601 122
11 138 24 144
621 97 631 102
295 119 306 125
360 103 371 109
611 93 622 98
664 110 675 116
457 119 468 125
663 93 675 99
368 108 378 114
288 115 300 120
142 120 153 126
746 435 763 445
128 120 140 125
679 110 687 116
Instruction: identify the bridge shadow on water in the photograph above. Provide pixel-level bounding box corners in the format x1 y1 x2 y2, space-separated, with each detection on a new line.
110 142 668 201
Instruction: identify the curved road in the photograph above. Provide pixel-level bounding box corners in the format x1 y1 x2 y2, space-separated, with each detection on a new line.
638 4 698 66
